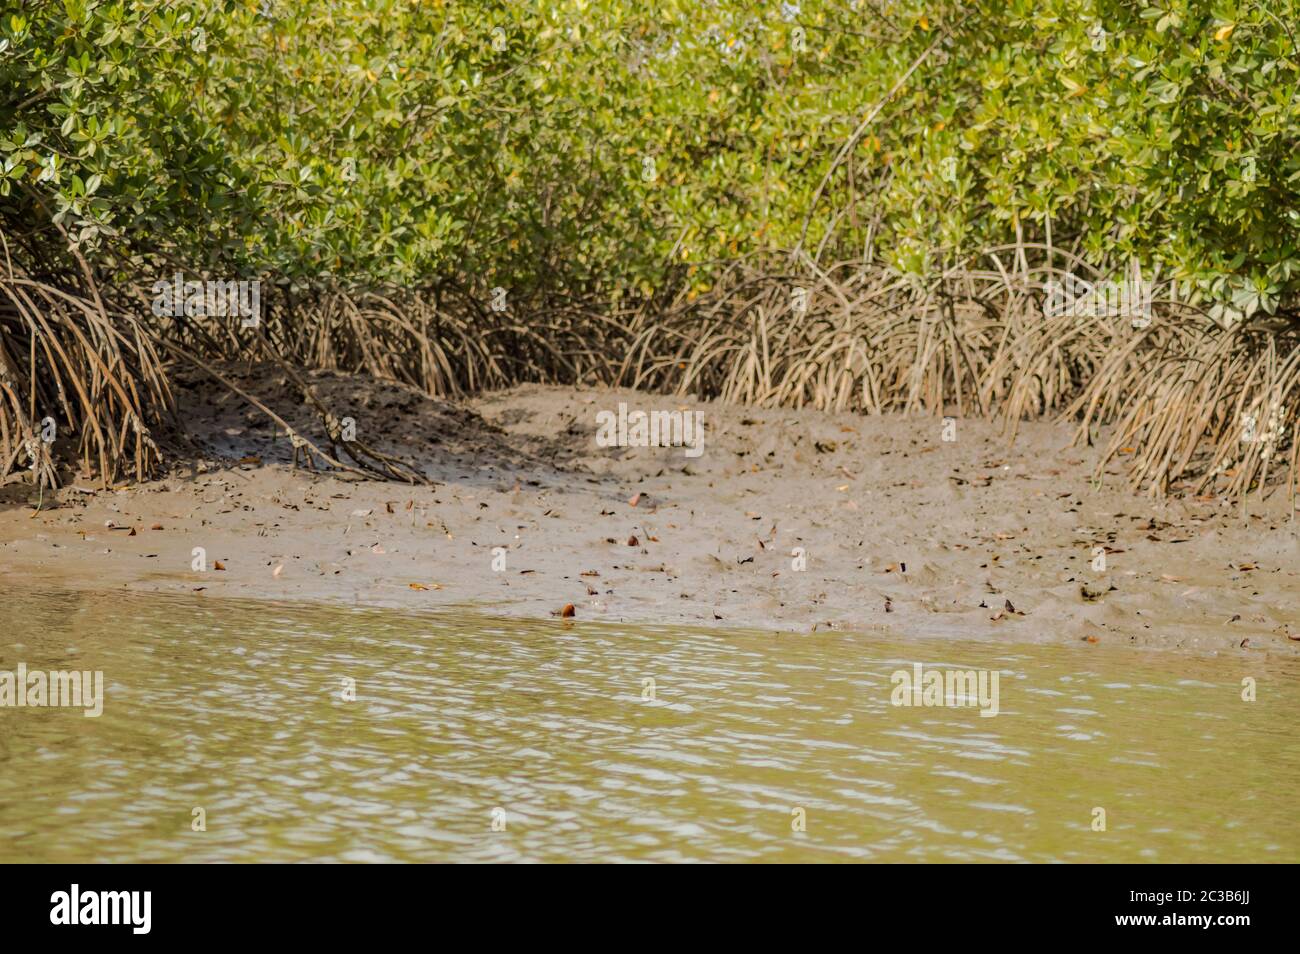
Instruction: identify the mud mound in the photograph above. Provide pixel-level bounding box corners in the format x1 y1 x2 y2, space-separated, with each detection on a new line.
164 363 556 484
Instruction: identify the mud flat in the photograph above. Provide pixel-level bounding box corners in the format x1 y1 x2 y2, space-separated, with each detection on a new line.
1 366 1296 656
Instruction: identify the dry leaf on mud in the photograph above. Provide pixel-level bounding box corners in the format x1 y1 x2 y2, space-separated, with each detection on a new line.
558 603 576 618
408 582 442 591
628 493 641 507
627 535 639 546
1080 580 1109 601
213 560 226 571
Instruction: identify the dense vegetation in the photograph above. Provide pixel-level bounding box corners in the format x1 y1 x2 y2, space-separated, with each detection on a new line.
2 0 1298 496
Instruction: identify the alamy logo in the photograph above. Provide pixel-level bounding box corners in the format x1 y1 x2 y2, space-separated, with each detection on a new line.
1043 271 1153 326
890 663 1000 717
151 273 261 327
50 885 151 934
0 663 103 717
595 402 705 458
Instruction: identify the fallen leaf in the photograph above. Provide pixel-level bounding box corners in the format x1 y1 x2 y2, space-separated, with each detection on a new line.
213 560 226 571
1080 580 1108 601
628 492 642 507
272 564 284 578
627 535 639 546
560 603 576 618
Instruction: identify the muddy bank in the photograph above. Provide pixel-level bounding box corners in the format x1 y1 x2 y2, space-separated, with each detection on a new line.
1 366 1297 656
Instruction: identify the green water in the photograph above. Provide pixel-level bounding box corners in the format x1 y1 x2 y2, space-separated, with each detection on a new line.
0 587 1296 862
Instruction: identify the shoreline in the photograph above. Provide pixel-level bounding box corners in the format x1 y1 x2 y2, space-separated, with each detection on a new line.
2 372 1297 657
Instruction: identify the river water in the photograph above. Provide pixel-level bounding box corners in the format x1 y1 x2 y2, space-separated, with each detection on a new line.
1 587 1296 862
